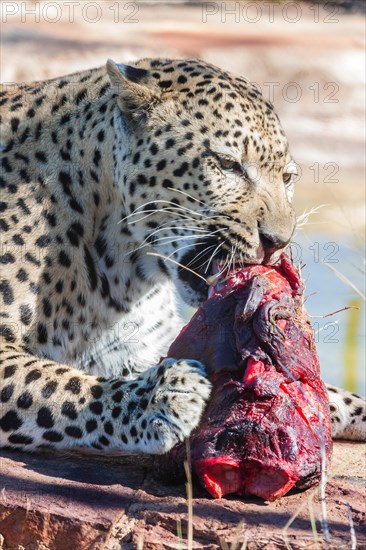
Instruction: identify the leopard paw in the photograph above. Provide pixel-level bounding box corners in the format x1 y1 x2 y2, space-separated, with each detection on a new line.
140 358 211 454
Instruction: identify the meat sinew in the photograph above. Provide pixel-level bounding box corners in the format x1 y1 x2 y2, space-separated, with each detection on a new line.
155 254 332 501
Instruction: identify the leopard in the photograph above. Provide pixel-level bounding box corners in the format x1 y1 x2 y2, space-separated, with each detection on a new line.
0 57 365 455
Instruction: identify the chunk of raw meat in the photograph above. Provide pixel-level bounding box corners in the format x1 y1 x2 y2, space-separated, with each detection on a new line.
155 255 332 501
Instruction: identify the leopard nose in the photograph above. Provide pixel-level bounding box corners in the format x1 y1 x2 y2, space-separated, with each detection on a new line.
260 232 291 252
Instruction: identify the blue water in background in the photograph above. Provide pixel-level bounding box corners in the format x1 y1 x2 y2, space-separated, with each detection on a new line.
292 233 365 395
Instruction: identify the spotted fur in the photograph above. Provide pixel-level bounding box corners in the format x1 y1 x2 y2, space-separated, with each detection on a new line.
0 58 364 453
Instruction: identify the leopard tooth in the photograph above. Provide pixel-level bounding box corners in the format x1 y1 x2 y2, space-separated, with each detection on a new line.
207 259 222 286
206 271 222 286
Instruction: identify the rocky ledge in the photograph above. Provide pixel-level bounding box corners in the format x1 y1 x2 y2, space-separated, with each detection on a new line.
0 442 365 549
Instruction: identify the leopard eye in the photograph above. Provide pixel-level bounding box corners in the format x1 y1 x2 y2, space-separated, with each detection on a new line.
283 172 292 185
283 161 298 186
217 155 242 174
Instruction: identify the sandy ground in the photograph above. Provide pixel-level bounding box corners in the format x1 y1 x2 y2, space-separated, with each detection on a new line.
0 442 365 549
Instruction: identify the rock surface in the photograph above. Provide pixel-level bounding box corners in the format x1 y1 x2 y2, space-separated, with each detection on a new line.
0 442 365 549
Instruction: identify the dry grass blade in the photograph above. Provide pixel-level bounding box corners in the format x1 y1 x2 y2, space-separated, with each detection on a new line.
282 444 364 549
308 306 359 319
239 533 248 550
219 522 246 550
219 538 230 550
136 534 144 550
177 518 184 550
319 260 366 302
346 502 357 550
184 439 194 550
299 232 366 302
296 204 328 231
308 495 320 550
318 421 330 549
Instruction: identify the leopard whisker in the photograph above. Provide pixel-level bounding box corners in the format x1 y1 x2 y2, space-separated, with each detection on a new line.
143 223 218 244
168 241 217 260
119 200 214 224
166 187 228 216
185 244 217 268
124 222 209 256
126 225 223 257
125 231 210 257
149 228 223 252
125 208 204 225
126 225 224 257
125 206 226 227
150 232 218 246
203 242 225 274
146 252 209 285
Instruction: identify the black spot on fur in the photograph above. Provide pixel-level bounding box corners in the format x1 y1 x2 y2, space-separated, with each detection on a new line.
37 407 54 428
104 422 113 435
4 365 16 379
42 297 52 318
55 368 70 374
67 222 84 247
35 151 47 163
43 430 64 442
59 250 71 268
25 369 41 384
65 377 81 395
61 401 78 420
173 162 189 177
11 117 20 132
112 391 123 403
0 325 16 343
19 304 32 325
112 406 122 418
86 419 98 432
0 253 15 264
1 384 14 403
89 401 103 415
0 280 14 305
159 80 173 89
37 323 48 344
8 433 33 445
17 391 33 409
55 280 64 293
65 426 83 438
91 385 103 399
0 410 22 431
42 381 58 398
94 235 107 258
84 245 98 291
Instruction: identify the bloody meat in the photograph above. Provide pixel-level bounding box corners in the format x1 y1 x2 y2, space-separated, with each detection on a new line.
155 254 332 501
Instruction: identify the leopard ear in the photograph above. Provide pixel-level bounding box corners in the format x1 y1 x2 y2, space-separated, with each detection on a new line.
106 59 161 117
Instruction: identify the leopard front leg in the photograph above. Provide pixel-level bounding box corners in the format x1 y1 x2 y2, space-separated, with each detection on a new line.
0 344 211 454
327 384 366 441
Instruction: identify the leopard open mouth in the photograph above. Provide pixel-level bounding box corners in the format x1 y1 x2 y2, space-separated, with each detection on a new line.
178 245 217 298
178 240 257 300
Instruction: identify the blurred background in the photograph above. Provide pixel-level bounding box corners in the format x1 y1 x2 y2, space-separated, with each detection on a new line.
1 0 365 393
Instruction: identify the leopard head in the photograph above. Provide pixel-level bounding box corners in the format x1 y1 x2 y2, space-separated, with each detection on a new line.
107 58 296 306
